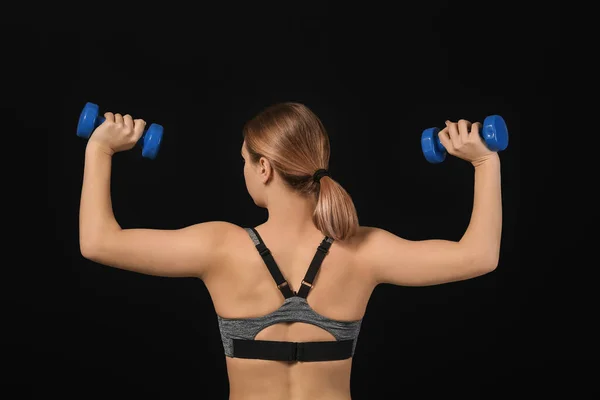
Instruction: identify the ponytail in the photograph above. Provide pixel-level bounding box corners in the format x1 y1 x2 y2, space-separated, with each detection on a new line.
313 175 359 241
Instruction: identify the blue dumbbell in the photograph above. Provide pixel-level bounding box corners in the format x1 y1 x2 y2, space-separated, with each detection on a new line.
421 115 508 164
76 102 163 159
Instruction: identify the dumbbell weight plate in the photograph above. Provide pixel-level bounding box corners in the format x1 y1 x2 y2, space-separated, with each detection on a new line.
77 102 100 138
481 115 508 152
421 127 446 163
141 123 164 160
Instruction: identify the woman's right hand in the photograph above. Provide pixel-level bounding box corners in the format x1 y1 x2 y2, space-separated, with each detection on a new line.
87 112 147 156
439 119 497 167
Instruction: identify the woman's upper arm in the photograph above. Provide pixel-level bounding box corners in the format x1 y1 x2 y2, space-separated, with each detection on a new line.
358 226 496 286
80 221 237 279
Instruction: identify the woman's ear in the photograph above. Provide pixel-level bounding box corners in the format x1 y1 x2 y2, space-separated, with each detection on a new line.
258 157 274 183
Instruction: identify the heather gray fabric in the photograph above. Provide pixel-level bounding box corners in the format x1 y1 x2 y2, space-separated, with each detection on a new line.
216 228 363 357
217 296 363 357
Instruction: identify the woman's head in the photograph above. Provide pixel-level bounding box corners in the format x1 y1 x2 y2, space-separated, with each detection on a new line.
242 102 359 241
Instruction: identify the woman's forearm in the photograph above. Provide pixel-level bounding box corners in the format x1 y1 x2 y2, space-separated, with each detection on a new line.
459 154 503 268
79 143 121 253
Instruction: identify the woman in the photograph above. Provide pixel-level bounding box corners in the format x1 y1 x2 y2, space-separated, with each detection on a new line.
79 102 502 399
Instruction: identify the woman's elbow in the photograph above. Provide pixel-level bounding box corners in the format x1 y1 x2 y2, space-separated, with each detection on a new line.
80 234 106 262
476 253 499 275
80 240 99 261
464 249 498 277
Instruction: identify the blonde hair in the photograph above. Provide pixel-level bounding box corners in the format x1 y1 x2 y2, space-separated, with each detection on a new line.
242 102 359 241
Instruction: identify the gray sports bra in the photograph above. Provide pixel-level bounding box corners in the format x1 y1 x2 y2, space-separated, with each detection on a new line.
216 227 363 362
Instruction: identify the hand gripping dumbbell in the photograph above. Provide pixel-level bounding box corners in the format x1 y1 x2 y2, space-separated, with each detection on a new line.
421 115 508 163
76 102 164 159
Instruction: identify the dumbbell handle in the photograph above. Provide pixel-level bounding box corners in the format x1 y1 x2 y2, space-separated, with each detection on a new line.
432 119 506 151
91 115 151 138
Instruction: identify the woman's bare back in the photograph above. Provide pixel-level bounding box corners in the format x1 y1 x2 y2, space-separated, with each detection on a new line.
202 223 377 400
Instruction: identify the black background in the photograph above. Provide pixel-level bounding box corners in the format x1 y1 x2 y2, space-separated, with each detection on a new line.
8 2 577 398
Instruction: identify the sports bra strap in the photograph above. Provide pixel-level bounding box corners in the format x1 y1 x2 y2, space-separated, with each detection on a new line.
246 228 334 299
248 228 295 298
297 237 334 298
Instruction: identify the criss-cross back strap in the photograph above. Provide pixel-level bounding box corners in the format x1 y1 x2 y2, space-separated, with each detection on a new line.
245 228 334 299
246 228 295 298
296 237 334 298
